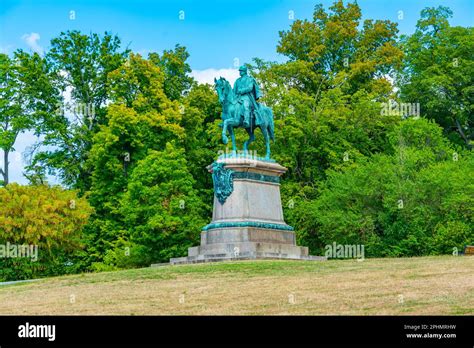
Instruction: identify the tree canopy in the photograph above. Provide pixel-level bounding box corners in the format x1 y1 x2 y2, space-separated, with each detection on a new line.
0 1 472 280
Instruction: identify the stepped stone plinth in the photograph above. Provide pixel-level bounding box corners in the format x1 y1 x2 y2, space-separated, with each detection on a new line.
169 156 326 264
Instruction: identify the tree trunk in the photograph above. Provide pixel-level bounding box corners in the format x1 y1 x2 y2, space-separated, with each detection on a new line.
3 149 8 185
455 118 472 149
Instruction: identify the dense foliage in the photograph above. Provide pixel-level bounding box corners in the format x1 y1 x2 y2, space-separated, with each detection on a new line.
0 184 93 280
290 119 473 256
0 1 472 280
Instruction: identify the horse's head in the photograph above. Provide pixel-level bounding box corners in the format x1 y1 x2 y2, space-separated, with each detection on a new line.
214 77 232 105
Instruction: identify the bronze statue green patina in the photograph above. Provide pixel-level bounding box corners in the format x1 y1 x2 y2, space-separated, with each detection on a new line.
234 65 262 128
167 67 327 264
210 161 234 204
214 66 275 159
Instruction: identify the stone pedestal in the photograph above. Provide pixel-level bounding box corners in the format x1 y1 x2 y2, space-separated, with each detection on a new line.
169 157 325 264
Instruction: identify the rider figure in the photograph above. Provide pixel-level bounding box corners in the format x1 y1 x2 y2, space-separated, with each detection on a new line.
233 65 262 128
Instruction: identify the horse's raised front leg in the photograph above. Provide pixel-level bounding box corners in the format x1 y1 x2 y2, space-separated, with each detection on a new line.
222 119 229 145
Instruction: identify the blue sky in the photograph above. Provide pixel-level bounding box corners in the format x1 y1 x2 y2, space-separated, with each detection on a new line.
0 0 473 184
2 0 473 69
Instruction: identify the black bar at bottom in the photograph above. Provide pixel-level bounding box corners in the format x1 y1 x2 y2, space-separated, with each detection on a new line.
0 316 472 347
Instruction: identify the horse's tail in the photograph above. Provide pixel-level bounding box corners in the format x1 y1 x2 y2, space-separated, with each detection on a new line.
267 108 275 142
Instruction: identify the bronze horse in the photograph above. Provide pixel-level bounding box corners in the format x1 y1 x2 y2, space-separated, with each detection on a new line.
214 77 274 159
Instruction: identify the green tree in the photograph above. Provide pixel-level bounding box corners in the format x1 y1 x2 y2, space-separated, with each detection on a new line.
149 44 194 101
1 52 58 185
291 118 473 257
0 184 93 280
28 31 129 191
274 0 402 97
249 0 403 201
180 83 221 200
118 142 206 266
399 6 474 148
0 53 23 186
84 53 186 266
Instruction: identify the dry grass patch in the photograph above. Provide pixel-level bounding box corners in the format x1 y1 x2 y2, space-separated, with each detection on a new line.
0 256 472 315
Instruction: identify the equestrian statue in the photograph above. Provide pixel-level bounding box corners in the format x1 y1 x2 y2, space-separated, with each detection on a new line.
214 65 275 159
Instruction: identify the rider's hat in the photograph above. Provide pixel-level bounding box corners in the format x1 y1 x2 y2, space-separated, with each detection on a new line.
238 65 248 72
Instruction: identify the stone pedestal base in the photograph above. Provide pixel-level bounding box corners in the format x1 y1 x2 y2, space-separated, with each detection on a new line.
170 241 325 264
169 157 325 265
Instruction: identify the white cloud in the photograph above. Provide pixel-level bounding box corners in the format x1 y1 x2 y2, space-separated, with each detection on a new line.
190 68 239 86
21 32 44 55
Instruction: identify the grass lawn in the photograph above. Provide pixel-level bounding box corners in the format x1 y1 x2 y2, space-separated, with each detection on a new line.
0 256 472 315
